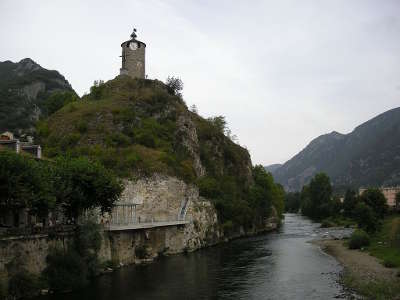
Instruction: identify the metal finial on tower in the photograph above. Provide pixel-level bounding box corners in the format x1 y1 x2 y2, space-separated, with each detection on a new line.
130 28 137 39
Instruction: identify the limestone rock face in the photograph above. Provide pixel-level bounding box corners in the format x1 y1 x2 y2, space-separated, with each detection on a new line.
176 114 205 177
99 174 221 264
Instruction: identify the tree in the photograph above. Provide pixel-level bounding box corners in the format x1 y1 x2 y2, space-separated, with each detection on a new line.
54 157 123 220
331 195 342 216
285 192 301 213
354 202 378 233
208 116 227 135
396 192 400 210
249 165 285 220
189 104 198 114
343 189 359 218
165 76 183 97
89 80 105 100
301 173 333 220
0 151 55 224
43 91 79 116
359 188 387 219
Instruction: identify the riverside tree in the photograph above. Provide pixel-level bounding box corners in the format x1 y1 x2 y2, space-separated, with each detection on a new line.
0 150 123 226
0 151 55 223
54 156 123 220
359 188 387 219
343 189 359 218
300 173 332 220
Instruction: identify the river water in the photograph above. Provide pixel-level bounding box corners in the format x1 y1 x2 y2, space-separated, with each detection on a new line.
39 214 349 300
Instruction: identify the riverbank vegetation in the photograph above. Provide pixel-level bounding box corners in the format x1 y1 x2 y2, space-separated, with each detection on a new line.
367 215 400 268
0 221 104 299
43 221 103 292
0 150 122 298
295 173 400 298
0 150 123 228
284 173 389 232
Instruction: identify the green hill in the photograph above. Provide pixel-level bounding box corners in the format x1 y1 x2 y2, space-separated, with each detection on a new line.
37 76 251 181
37 76 283 228
0 58 76 135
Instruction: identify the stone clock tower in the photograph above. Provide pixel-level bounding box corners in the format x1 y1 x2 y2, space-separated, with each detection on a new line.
120 28 146 79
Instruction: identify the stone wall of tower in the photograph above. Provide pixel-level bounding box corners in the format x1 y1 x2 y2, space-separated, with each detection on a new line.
120 41 146 79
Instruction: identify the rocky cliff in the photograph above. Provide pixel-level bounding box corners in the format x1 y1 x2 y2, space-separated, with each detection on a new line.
273 107 400 191
37 76 272 231
0 58 76 135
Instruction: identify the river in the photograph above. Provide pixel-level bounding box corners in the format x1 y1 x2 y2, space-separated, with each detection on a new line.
38 214 349 300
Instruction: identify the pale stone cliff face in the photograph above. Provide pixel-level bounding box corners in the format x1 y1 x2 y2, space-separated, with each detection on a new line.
102 174 220 264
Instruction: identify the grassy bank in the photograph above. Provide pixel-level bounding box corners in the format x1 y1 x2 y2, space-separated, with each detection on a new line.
368 214 400 268
341 272 400 300
320 215 356 228
316 214 400 299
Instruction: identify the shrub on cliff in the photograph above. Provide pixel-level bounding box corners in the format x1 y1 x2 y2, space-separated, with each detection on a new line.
8 271 41 299
74 220 102 277
0 275 7 300
44 248 88 292
349 230 370 249
44 220 103 292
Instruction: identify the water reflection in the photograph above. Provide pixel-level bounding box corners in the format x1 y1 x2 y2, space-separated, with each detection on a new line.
37 214 345 300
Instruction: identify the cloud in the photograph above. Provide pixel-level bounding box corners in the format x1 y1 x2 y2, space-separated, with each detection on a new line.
0 0 399 165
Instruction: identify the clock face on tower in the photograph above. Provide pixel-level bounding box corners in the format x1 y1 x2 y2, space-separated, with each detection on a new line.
129 42 138 50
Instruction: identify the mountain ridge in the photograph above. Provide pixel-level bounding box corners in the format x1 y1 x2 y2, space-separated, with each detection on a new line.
0 58 75 135
272 107 400 191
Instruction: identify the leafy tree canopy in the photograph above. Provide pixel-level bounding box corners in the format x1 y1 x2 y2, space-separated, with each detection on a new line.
54 156 123 219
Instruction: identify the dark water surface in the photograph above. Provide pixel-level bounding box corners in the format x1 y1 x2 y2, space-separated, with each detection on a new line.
39 214 346 300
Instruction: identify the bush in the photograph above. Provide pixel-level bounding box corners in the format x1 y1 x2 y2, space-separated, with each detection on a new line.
222 220 234 233
44 248 88 292
8 271 40 298
0 276 7 300
196 176 220 199
383 258 397 268
74 221 102 277
349 230 370 249
76 121 88 133
135 245 150 259
321 219 336 228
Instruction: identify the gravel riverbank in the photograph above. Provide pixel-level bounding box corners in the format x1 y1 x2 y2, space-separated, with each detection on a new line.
313 239 400 299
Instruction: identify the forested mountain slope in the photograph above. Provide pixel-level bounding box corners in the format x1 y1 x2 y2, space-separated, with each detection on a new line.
0 58 75 135
273 107 400 191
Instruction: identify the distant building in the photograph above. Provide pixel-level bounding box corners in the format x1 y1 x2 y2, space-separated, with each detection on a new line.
21 144 42 159
0 131 14 141
0 131 41 159
359 187 400 208
120 28 146 79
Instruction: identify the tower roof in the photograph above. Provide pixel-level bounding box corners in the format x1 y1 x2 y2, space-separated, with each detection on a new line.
121 28 146 47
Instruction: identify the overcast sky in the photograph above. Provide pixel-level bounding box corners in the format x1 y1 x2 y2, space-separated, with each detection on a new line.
1 0 399 165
